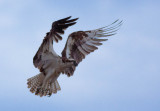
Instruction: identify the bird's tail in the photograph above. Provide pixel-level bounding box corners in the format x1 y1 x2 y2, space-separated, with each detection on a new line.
27 73 61 97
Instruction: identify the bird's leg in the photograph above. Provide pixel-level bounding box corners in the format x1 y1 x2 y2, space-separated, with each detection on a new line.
47 86 52 97
47 82 53 97
41 69 55 91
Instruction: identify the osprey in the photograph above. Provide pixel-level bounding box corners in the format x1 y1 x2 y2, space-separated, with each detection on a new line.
27 16 122 97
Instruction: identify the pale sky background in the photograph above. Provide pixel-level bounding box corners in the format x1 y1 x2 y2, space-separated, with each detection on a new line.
0 0 160 111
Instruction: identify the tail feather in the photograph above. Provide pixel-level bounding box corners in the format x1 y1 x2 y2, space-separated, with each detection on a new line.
27 73 61 97
50 80 61 94
55 80 61 91
27 73 44 88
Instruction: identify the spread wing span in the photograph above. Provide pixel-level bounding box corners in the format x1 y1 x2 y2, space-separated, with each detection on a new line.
61 19 122 76
33 16 78 70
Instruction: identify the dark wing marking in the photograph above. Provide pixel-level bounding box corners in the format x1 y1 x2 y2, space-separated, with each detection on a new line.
49 16 79 43
61 19 122 76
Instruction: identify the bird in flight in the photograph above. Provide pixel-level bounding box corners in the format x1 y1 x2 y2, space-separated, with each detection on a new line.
27 16 122 97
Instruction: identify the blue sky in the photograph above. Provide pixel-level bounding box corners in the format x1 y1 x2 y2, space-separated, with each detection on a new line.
0 0 160 111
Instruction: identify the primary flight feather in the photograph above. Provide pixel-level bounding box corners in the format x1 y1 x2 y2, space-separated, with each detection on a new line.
27 16 122 97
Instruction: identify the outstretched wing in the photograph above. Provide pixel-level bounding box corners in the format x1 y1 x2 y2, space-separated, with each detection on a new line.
33 16 79 70
61 20 122 76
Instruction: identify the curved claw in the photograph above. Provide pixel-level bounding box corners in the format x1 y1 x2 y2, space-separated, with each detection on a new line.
35 88 41 95
47 93 52 97
73 61 78 66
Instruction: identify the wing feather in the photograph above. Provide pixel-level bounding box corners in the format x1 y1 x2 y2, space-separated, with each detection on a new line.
33 16 78 70
61 20 122 76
